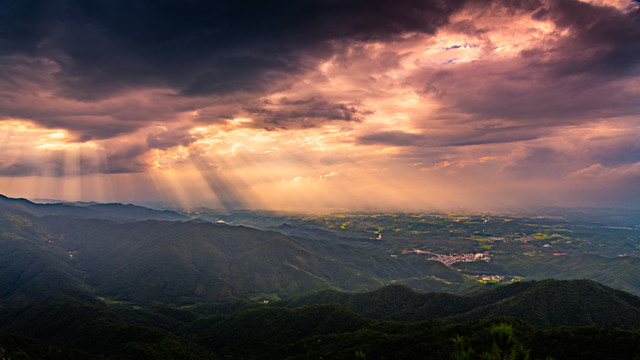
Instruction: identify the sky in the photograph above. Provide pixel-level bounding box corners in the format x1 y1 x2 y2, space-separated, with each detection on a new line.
1 0 640 212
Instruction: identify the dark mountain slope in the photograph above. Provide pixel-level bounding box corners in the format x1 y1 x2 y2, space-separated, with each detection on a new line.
182 303 371 358
0 289 209 359
0 201 461 304
0 330 97 360
448 279 640 328
280 284 467 320
0 210 84 304
279 279 640 328
36 217 384 302
1 281 640 359
0 194 488 304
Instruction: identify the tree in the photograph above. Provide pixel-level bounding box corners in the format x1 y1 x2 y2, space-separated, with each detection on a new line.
452 335 474 360
482 323 529 360
451 323 530 360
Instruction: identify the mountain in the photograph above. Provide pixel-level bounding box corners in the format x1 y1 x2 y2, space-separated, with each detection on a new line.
2 192 640 312
0 207 84 304
1 280 640 359
0 200 447 304
279 279 640 329
0 289 209 359
0 194 472 304
447 279 640 328
0 194 188 222
182 303 371 358
0 330 96 360
33 216 381 303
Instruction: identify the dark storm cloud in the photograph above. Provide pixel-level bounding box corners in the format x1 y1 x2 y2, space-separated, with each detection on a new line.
179 57 299 97
585 135 640 167
357 131 426 146
357 125 543 148
500 132 640 181
0 0 466 99
423 65 638 122
185 95 371 129
0 55 207 140
0 0 469 140
245 97 370 129
414 0 640 131
104 144 148 174
146 128 200 151
440 125 544 147
532 0 640 75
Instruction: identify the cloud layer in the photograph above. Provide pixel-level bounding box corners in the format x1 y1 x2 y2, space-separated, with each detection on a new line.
1 0 640 210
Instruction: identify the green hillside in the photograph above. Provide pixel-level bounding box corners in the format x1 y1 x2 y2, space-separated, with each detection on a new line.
0 210 84 304
448 279 640 328
2 194 640 306
0 289 209 359
0 330 96 360
0 195 470 304
36 216 388 303
280 279 640 328
1 280 640 359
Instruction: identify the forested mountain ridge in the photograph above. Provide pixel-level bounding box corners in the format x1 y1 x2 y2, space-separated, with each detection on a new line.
1 281 640 359
0 195 461 304
279 279 640 328
2 193 640 306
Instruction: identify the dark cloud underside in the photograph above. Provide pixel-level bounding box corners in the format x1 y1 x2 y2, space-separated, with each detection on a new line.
0 0 466 99
0 0 470 143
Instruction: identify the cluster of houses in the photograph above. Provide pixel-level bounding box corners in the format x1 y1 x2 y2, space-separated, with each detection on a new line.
473 274 504 282
399 249 490 267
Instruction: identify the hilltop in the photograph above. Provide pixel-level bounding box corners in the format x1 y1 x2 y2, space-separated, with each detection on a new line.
1 281 640 359
279 279 640 329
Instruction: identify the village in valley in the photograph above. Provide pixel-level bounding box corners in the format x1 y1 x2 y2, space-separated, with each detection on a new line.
398 248 490 267
198 208 640 290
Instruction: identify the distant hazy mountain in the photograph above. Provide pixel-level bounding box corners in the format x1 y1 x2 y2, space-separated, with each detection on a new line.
0 194 189 222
